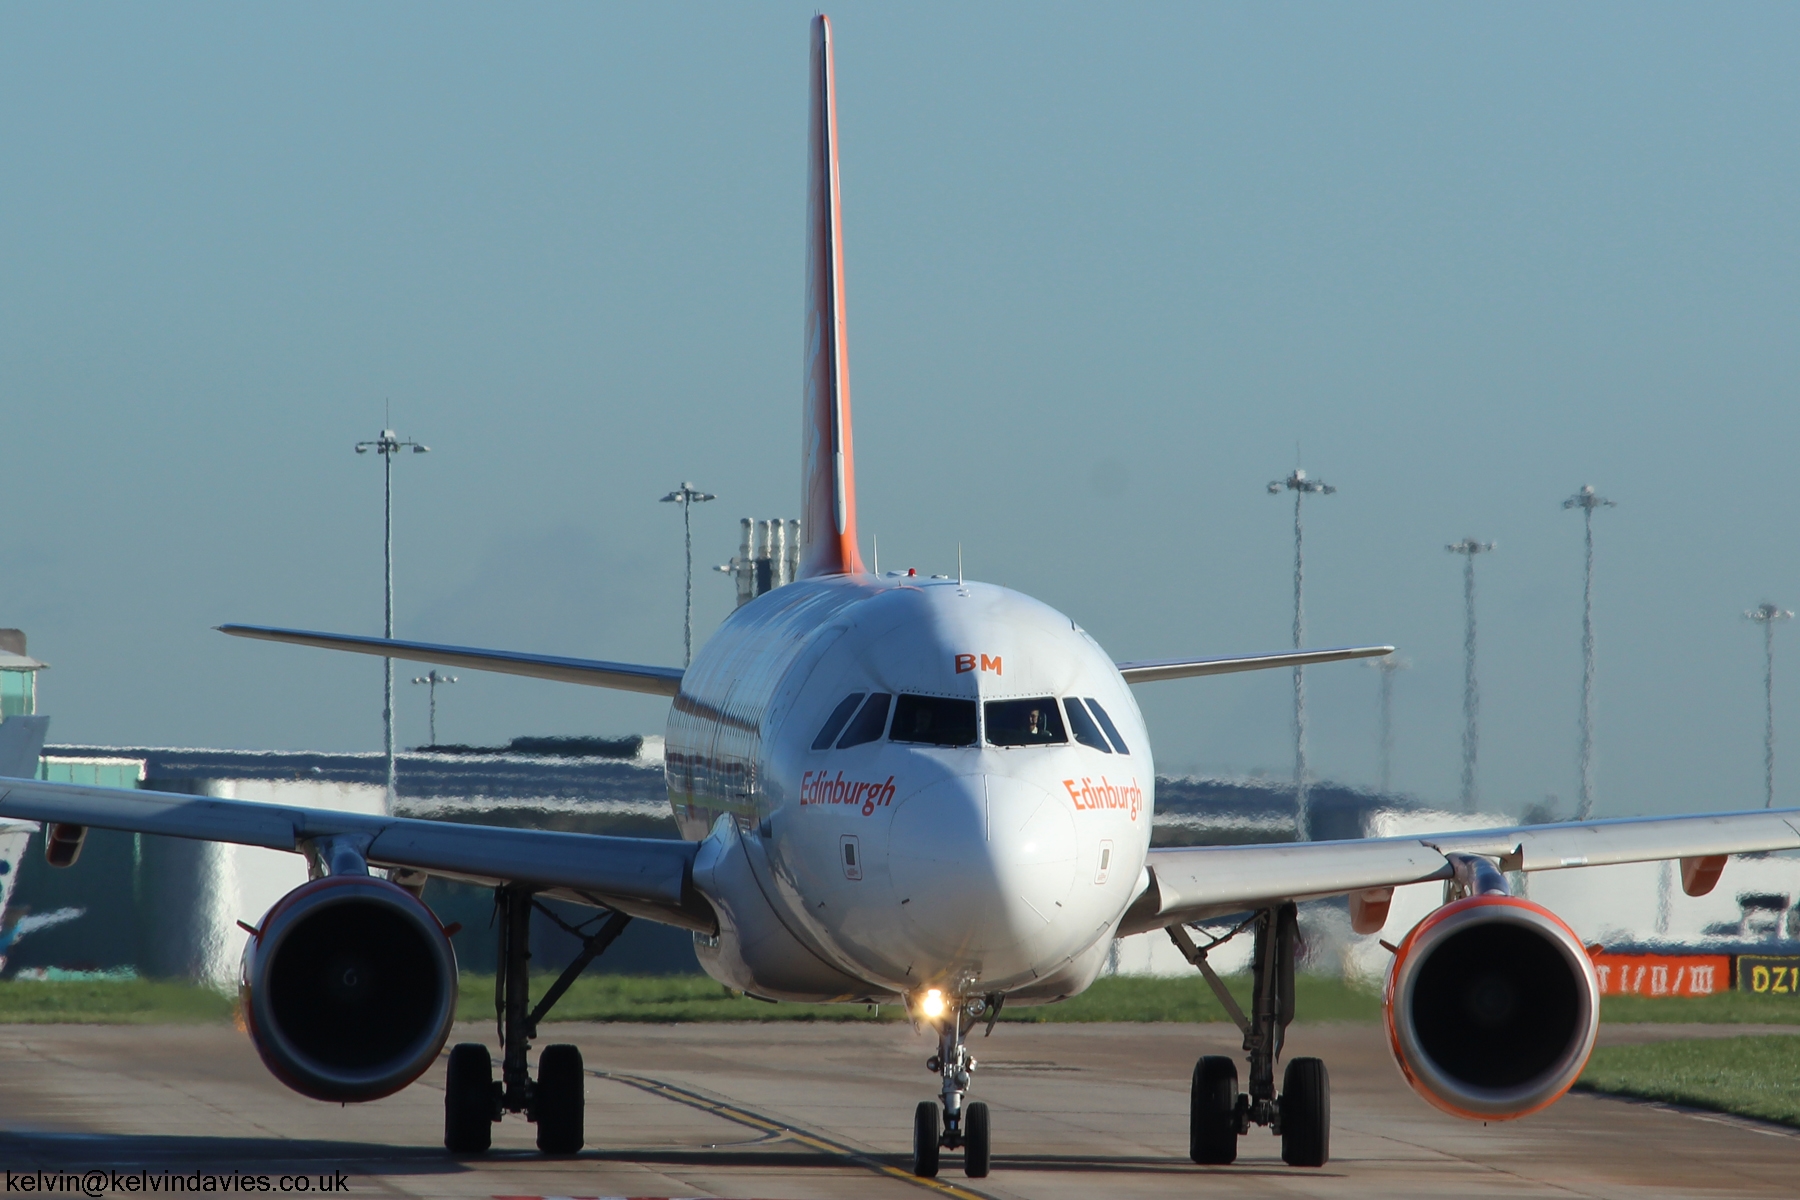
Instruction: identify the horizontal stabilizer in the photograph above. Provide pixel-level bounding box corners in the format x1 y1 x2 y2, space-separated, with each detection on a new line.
1117 645 1394 685
218 625 683 697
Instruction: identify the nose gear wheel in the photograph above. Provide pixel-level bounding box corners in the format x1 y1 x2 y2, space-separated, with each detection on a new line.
912 992 1002 1178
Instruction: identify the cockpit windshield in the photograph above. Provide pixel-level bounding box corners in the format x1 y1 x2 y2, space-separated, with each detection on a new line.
1064 697 1113 752
984 698 1067 747
890 694 978 747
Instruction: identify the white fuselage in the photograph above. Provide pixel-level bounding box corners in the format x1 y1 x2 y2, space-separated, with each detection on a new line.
667 573 1154 1002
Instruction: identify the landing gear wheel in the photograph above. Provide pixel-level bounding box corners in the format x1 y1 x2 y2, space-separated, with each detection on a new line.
534 1044 585 1155
963 1101 991 1178
912 1100 940 1178
1190 1055 1239 1165
444 1043 494 1154
1279 1057 1330 1167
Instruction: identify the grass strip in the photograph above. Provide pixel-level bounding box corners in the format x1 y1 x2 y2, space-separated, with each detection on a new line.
451 971 1385 1024
3 971 1797 1028
1601 991 1800 1024
0 979 234 1024
1576 1034 1800 1127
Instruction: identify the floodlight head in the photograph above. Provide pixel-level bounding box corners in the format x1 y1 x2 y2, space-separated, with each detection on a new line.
356 445 368 453
413 444 429 454
1267 482 1282 494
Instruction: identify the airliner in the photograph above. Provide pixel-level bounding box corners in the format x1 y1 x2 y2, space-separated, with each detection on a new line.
4 14 1799 1181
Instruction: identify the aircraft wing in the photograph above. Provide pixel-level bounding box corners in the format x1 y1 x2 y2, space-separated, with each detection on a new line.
1117 645 1394 684
1122 805 1800 935
0 774 714 932
218 625 684 696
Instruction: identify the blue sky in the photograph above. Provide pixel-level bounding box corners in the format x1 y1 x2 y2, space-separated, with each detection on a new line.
4 3 1798 817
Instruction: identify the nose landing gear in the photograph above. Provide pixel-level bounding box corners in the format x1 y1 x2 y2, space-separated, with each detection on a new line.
1169 902 1331 1168
911 993 1000 1179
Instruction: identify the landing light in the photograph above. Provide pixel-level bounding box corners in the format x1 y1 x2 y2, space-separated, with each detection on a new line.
921 989 947 1019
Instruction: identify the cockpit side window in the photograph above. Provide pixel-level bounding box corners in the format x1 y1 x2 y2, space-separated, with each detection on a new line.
812 693 866 751
1085 698 1129 754
1064 697 1113 753
836 693 892 748
890 694 978 747
985 698 1068 747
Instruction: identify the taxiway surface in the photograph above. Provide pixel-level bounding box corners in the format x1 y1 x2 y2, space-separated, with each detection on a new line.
0 1020 1794 1198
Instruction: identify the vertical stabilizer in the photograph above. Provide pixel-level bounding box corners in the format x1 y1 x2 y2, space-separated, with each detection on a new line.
798 15 865 579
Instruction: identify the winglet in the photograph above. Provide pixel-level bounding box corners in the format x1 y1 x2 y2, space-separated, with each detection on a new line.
798 14 865 579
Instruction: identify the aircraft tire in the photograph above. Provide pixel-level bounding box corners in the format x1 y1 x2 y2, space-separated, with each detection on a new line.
1279 1057 1330 1168
535 1044 585 1155
912 1101 940 1178
1189 1055 1239 1164
444 1043 493 1154
962 1101 991 1177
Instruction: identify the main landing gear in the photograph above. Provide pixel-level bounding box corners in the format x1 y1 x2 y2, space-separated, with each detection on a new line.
1169 901 1330 1168
911 993 1002 1179
444 884 633 1156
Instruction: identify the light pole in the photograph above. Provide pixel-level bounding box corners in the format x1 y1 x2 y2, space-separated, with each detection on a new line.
660 482 716 667
1268 467 1335 840
356 427 429 809
1746 603 1792 809
1368 655 1408 795
412 669 459 748
1447 539 1495 812
1563 485 1614 819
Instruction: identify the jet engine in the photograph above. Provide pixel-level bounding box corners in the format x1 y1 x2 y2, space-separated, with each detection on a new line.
240 874 458 1103
1384 893 1600 1120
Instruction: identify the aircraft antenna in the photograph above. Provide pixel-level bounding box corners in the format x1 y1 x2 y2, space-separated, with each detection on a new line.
957 543 963 586
1563 485 1615 818
1268 467 1336 840
1446 540 1495 812
1746 602 1793 808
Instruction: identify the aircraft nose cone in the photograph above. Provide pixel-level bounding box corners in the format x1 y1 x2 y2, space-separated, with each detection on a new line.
887 774 1078 975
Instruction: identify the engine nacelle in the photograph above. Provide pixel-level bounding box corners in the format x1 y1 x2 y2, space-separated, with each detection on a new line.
1384 895 1600 1121
240 874 458 1103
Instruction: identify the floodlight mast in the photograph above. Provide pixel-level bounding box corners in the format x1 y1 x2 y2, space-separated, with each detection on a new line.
1563 485 1614 819
1369 655 1408 795
411 669 458 748
1446 539 1495 813
661 482 717 667
355 427 429 810
1746 603 1793 809
1268 468 1336 840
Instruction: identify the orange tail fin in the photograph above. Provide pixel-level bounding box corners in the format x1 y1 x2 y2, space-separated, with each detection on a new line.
798 14 864 579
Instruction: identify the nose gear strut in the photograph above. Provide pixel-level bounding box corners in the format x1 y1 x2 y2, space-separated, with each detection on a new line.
912 992 1000 1179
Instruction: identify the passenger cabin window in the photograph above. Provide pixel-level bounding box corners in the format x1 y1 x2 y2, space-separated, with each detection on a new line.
837 693 892 748
1085 698 1129 754
812 693 866 751
1064 697 1113 753
890 694 978 747
985 698 1067 747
